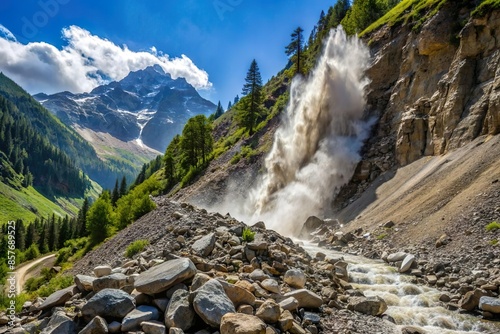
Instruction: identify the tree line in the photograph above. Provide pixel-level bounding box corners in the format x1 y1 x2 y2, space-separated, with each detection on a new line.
0 95 88 195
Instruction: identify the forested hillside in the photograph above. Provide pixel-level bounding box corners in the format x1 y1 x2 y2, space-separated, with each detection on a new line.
0 73 130 189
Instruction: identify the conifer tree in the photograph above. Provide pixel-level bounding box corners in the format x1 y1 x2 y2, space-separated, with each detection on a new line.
58 216 70 249
38 221 49 254
285 27 305 75
47 214 58 252
119 176 128 197
213 101 224 120
239 59 263 135
14 220 26 252
76 197 90 238
111 179 120 206
227 101 232 110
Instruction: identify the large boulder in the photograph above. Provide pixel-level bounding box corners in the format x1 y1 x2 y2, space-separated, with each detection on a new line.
40 311 74 334
386 252 407 263
282 289 323 308
82 289 135 320
165 289 195 331
479 296 500 314
191 233 216 257
193 279 236 327
134 258 197 294
218 280 256 307
255 299 281 323
220 313 266 334
92 273 128 292
284 269 306 288
78 316 108 334
38 286 76 311
75 275 96 292
399 254 415 273
298 216 324 239
121 305 160 332
459 289 486 311
348 296 387 316
93 266 112 278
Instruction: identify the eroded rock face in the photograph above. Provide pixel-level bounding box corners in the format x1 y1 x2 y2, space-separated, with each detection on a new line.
344 3 500 196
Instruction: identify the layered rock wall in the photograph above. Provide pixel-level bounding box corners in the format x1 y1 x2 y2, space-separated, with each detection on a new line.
338 4 500 205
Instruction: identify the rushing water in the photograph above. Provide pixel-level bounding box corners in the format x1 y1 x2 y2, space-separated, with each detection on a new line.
303 243 500 334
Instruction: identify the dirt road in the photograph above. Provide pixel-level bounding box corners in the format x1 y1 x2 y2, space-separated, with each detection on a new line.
14 254 56 294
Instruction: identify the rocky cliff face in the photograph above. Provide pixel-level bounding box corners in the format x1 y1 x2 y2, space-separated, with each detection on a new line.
363 3 500 172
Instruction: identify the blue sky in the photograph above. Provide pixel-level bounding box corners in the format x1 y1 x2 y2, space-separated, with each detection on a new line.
0 0 332 106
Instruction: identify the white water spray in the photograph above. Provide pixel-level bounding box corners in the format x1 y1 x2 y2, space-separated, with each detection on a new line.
218 28 373 236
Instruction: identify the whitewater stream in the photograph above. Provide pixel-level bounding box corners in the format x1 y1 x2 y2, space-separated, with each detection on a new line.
303 243 500 334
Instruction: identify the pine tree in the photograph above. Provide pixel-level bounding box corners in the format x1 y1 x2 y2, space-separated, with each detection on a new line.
14 220 26 252
111 179 120 206
58 216 70 249
227 101 232 110
234 95 240 105
239 59 263 135
47 214 58 251
213 101 224 120
119 176 128 197
76 197 90 238
25 222 37 248
285 27 305 75
38 221 49 254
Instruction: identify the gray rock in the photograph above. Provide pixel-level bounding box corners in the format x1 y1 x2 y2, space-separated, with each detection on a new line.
399 254 415 273
107 321 121 333
249 269 269 281
284 269 306 288
165 289 195 331
93 273 128 292
479 296 500 314
38 285 76 310
279 297 299 311
387 252 407 263
142 320 166 334
75 275 96 292
193 279 236 327
94 266 112 278
134 258 197 294
82 288 135 319
298 216 325 239
122 305 160 332
192 233 216 257
283 289 322 308
260 279 280 294
78 316 108 334
40 311 75 334
347 296 388 316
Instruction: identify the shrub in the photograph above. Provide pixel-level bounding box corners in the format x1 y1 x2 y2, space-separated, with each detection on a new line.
242 227 255 242
125 239 149 258
23 244 40 261
485 221 500 232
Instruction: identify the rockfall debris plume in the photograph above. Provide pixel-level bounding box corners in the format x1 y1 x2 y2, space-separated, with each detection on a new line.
246 28 373 236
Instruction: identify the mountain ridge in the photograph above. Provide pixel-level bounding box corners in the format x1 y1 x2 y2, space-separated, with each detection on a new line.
35 65 216 162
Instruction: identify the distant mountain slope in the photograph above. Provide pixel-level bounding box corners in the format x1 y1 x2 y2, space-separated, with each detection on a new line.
0 73 126 189
36 65 216 157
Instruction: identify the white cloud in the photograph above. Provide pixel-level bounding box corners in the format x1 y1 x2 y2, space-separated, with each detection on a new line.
0 25 212 94
0 24 17 42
